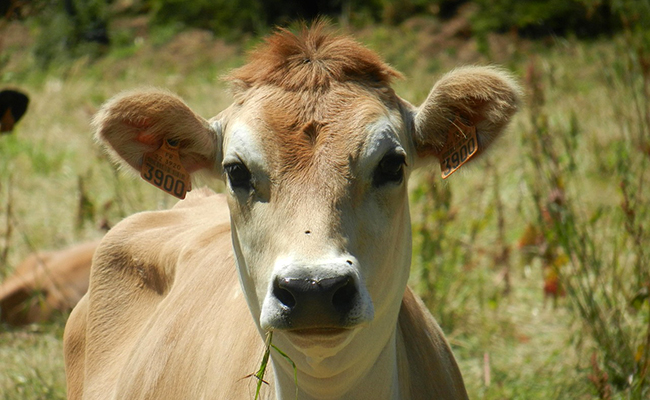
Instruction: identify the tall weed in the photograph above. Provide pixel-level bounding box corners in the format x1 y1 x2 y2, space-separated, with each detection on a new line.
521 21 650 397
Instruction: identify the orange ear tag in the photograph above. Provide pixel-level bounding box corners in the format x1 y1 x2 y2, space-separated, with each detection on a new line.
140 139 192 199
439 116 479 179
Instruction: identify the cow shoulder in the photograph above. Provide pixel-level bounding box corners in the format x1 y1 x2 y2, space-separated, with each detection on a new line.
68 189 266 399
64 292 89 400
77 190 224 392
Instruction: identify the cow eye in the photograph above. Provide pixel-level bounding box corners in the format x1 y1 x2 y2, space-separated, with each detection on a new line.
373 152 406 187
224 162 252 190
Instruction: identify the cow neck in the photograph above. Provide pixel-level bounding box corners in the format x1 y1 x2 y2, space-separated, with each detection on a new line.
270 319 403 399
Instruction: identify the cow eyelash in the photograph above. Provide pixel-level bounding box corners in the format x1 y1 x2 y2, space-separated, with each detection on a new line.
224 162 252 190
373 152 406 187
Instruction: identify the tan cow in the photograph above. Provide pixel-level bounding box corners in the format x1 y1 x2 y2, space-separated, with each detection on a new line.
0 240 98 325
65 23 520 399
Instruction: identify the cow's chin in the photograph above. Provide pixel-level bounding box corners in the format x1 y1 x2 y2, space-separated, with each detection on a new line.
279 327 359 360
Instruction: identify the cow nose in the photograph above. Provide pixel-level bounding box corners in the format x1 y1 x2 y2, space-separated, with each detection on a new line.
274 275 357 314
260 259 375 331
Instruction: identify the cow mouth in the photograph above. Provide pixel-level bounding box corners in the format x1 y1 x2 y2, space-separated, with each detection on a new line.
288 327 351 337
281 327 357 352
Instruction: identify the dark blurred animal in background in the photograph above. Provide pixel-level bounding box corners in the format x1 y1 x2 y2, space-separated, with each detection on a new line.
0 89 29 133
0 240 99 326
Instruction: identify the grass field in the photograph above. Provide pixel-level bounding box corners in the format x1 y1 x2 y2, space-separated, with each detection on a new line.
1 15 648 400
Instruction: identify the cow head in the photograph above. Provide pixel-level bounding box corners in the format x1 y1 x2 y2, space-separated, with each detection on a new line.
95 24 520 392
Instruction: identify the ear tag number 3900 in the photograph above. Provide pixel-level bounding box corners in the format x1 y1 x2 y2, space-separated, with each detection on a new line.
440 117 479 179
141 139 192 199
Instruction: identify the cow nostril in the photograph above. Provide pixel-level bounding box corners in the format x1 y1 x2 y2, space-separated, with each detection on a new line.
273 279 296 309
331 277 356 312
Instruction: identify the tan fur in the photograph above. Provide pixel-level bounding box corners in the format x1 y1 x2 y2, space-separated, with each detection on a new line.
397 287 468 398
64 190 465 399
0 240 98 325
244 84 401 202
93 89 220 173
414 66 522 158
227 21 402 92
65 191 269 399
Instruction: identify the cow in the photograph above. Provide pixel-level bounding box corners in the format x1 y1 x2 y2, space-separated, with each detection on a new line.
0 89 29 133
0 240 98 326
64 23 520 399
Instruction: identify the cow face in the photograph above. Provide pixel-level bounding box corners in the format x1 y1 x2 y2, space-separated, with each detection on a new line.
216 83 414 352
95 25 520 380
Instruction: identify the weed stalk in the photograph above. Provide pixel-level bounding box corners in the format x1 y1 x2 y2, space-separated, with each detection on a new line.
523 42 650 396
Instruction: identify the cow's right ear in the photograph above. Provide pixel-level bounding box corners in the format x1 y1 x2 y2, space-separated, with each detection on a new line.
94 89 222 176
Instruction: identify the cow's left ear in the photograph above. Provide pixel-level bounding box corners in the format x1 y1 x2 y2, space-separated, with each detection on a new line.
94 89 222 175
411 66 521 172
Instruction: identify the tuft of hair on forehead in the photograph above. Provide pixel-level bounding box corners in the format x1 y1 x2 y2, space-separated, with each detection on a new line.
226 21 402 92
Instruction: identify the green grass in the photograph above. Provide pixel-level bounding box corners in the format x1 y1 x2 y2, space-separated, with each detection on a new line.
0 317 68 400
1 16 648 399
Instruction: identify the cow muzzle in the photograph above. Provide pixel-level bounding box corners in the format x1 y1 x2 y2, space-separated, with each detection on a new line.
260 259 374 332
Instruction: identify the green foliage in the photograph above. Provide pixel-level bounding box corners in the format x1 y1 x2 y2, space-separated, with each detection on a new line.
411 175 480 332
0 134 69 178
518 11 650 394
148 0 265 38
31 8 76 69
0 321 67 400
21 0 649 72
31 0 109 69
471 0 619 38
378 0 462 24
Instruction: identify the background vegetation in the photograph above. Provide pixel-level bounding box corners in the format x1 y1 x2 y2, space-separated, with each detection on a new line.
1 0 648 399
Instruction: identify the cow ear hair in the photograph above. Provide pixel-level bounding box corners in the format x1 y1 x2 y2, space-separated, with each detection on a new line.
411 66 521 170
94 89 222 176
